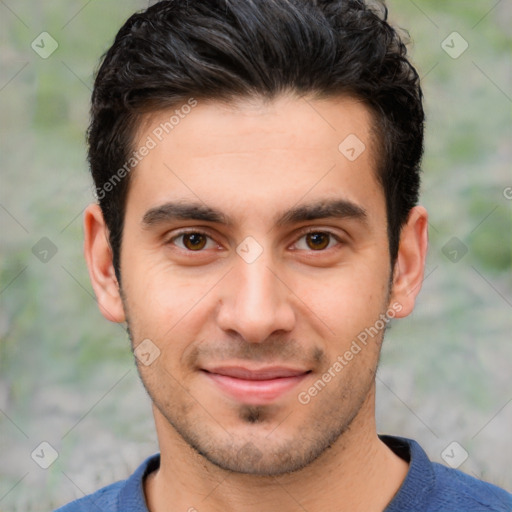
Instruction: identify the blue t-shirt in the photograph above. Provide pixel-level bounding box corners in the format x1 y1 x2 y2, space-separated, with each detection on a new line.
54 435 512 511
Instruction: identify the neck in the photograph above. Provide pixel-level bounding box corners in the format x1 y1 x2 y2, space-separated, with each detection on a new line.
144 387 408 512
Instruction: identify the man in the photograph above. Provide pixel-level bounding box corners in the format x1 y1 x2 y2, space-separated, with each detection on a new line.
56 0 512 510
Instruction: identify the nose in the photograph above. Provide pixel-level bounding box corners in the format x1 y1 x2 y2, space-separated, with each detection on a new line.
216 251 296 343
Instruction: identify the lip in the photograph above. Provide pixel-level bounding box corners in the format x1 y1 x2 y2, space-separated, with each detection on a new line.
201 366 311 405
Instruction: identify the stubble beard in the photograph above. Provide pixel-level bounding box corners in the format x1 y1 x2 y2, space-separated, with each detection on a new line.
121 287 389 477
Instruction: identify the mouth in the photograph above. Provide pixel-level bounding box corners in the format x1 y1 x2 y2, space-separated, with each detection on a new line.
201 366 312 405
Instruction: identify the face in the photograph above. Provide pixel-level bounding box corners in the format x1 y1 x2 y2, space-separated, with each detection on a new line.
103 94 408 475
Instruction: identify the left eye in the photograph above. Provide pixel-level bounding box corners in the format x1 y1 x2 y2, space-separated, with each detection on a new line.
294 232 340 251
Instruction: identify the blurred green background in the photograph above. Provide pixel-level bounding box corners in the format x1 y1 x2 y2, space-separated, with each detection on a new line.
0 1 511 510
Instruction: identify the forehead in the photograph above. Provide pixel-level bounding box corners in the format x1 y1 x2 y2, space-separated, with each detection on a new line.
127 94 384 227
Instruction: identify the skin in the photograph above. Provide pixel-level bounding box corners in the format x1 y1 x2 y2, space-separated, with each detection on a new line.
84 93 428 511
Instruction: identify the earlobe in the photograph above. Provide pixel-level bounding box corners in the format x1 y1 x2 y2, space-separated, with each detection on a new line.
83 203 126 323
389 205 429 318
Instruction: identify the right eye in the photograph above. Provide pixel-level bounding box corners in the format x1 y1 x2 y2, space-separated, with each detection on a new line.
168 231 217 251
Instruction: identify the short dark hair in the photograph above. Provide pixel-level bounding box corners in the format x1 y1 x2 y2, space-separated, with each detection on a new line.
88 0 424 283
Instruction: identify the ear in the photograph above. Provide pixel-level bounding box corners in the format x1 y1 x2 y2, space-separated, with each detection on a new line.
389 205 428 318
83 203 126 323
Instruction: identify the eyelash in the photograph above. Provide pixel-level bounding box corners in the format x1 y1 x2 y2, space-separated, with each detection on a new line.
167 228 344 253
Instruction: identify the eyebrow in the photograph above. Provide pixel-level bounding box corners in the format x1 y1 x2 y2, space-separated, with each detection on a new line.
141 198 367 229
274 199 367 227
142 202 229 227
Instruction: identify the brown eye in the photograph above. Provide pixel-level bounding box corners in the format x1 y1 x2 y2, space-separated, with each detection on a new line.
167 230 220 256
182 233 208 251
305 232 331 250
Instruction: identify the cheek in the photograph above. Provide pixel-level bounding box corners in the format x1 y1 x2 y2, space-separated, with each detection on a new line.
124 249 208 315
293 261 389 335
122 262 219 359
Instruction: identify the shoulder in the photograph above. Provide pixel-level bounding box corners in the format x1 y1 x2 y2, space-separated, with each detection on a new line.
53 453 160 512
381 435 512 512
430 462 512 511
53 481 124 512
